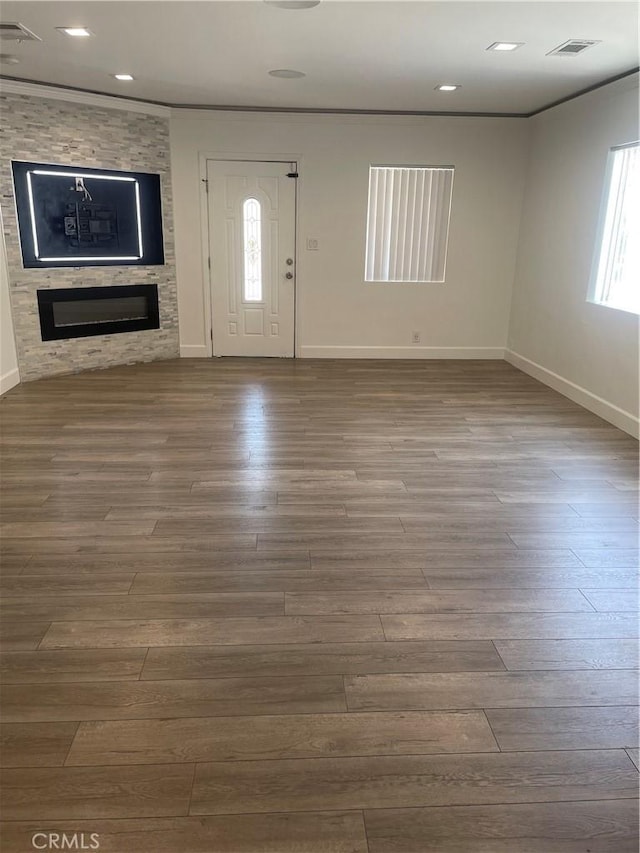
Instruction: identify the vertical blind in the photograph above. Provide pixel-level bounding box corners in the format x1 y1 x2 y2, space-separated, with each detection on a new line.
593 142 639 314
365 166 454 282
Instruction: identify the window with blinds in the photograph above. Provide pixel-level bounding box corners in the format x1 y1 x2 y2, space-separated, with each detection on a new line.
364 165 454 282
590 142 639 315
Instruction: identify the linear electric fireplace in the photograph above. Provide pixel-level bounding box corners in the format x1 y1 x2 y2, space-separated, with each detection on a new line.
37 284 160 341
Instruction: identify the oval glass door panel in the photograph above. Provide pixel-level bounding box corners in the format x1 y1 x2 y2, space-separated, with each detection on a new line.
243 197 262 302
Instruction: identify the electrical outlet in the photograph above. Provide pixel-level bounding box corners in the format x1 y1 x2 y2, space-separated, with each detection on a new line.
306 238 319 251
411 331 421 344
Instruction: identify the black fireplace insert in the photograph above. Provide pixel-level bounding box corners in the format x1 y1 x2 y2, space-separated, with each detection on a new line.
37 284 160 341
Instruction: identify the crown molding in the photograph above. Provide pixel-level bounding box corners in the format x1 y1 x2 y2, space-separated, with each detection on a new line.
2 67 637 121
0 78 170 118
528 66 639 117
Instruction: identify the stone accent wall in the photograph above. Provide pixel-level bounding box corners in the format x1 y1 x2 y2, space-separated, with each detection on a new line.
0 93 179 381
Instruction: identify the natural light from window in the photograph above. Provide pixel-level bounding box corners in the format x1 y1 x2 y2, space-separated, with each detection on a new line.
590 142 639 315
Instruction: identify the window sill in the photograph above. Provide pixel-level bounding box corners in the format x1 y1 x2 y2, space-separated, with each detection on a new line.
586 298 640 317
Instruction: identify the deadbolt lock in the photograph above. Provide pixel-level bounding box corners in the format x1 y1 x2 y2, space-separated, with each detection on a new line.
286 258 294 265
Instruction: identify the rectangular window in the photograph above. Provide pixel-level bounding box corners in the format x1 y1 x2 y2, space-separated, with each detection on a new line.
365 165 454 282
589 141 639 315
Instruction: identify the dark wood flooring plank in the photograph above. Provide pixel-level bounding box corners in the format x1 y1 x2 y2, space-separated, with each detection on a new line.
344 670 638 711
0 555 31 573
0 493 49 509
0 723 78 767
421 567 638 588
347 500 581 518
486 707 640 751
420 549 587 568
106 503 348 519
581 589 639 612
0 592 284 621
494 638 639 670
1 764 194 819
495 489 635 504
311 549 583 570
66 710 497 765
0 649 148 683
247 484 410 501
0 812 369 853
571 549 639 568
0 533 258 555
310 551 428 570
0 574 135 595
190 750 638 815
382 612 639 640
0 507 111 523
0 621 50 651
260 532 514 550
193 469 361 484
363 800 640 852
141 640 505 680
153 517 404 535
511 532 640 549
626 748 640 770
130 569 429 594
2 676 347 722
574 502 640 517
285 589 593 615
22 551 311 574
39 615 385 649
0 521 156 538
46 488 279 505
401 516 639 533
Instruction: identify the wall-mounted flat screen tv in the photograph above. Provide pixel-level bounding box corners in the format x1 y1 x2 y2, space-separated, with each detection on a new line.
11 161 165 268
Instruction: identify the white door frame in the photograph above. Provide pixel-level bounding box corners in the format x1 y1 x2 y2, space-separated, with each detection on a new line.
199 151 303 358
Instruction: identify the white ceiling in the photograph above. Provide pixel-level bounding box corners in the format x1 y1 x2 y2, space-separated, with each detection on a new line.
0 1 638 115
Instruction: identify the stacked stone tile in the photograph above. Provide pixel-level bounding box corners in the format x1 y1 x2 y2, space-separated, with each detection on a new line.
0 93 180 381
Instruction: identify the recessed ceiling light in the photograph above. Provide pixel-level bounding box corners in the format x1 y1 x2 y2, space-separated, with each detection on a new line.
435 84 460 92
113 74 134 81
264 1 320 9
269 69 306 79
487 42 524 52
57 27 91 37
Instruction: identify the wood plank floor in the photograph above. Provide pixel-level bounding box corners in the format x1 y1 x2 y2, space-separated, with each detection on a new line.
0 357 638 853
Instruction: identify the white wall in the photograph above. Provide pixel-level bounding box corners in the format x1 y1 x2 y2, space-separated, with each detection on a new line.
0 207 20 395
170 111 528 358
507 75 639 437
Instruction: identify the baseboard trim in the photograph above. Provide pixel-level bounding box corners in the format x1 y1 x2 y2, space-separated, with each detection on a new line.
505 349 639 439
0 367 20 395
299 346 505 360
180 344 210 358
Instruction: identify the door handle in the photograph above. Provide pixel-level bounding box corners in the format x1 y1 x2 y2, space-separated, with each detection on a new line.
285 272 294 279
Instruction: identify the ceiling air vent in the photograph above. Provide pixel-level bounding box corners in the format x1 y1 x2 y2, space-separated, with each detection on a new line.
0 23 41 42
547 39 600 57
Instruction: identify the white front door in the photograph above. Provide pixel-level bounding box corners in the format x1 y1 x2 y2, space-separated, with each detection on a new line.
207 160 296 357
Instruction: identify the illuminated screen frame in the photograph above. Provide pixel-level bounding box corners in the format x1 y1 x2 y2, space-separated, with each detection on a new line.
11 161 164 268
